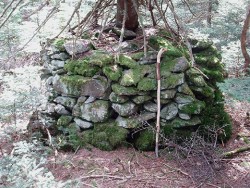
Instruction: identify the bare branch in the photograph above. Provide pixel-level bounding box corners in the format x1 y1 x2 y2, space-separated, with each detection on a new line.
0 0 16 20
0 0 23 30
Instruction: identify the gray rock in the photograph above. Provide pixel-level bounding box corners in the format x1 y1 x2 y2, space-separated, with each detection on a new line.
74 100 110 122
109 92 129 103
53 96 76 110
177 83 195 96
160 89 176 99
52 69 67 75
51 60 65 69
46 103 56 114
172 57 190 73
112 102 138 117
175 93 195 104
54 104 70 115
138 52 157 65
52 75 109 98
72 96 87 117
144 102 157 112
178 100 205 115
178 113 191 120
64 39 92 55
170 117 201 128
116 116 140 128
137 112 156 121
51 53 69 60
161 73 185 89
74 118 93 129
112 27 137 40
85 96 96 104
160 102 178 120
132 95 152 104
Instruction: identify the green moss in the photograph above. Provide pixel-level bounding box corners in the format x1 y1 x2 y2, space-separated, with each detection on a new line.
190 85 215 98
57 116 73 127
120 68 144 86
82 121 129 151
103 65 122 81
112 84 139 95
191 40 213 52
161 73 184 89
169 117 202 128
65 59 100 77
201 68 224 83
89 51 114 67
200 89 232 141
117 54 138 68
179 100 206 115
188 75 207 87
148 36 183 57
53 38 65 51
132 95 152 104
130 52 145 60
109 92 129 103
61 75 89 88
135 129 155 151
137 78 157 91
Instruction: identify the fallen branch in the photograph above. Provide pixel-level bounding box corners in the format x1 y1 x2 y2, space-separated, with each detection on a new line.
222 144 250 158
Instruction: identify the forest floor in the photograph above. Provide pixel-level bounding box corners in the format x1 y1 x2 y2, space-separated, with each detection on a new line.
0 52 249 188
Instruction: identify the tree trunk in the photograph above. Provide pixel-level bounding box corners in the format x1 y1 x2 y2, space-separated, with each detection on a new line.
116 0 139 31
241 5 250 72
207 0 212 27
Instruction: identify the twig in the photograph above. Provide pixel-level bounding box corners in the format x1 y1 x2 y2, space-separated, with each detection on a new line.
162 163 190 177
0 0 16 20
0 0 23 30
192 66 209 79
155 48 167 158
80 174 131 180
222 144 250 158
54 0 83 38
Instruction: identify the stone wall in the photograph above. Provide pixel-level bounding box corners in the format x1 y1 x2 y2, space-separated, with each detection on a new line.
39 34 231 151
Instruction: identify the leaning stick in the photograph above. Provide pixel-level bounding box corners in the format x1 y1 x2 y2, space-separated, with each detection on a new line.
155 48 167 158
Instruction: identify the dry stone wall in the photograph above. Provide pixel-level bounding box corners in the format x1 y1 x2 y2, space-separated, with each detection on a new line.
39 35 231 151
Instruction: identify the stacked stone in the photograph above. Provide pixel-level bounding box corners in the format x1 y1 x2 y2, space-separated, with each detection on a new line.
39 36 230 150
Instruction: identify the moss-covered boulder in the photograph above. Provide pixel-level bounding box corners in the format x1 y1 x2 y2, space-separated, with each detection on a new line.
109 92 129 103
117 54 138 68
103 65 122 81
112 102 138 117
135 129 155 151
88 51 114 67
53 75 109 98
81 121 129 150
112 84 139 95
73 100 111 123
64 58 100 77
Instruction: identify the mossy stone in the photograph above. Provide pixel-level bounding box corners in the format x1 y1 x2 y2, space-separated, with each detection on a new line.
132 95 152 104
137 78 157 91
84 121 129 150
188 75 207 87
135 129 155 151
64 59 100 77
117 54 138 68
57 115 73 127
112 84 139 95
178 83 195 97
178 100 205 115
109 92 129 103
120 68 143 86
191 40 213 52
161 73 184 89
89 51 114 67
201 68 224 83
200 89 232 141
190 85 215 98
103 65 122 81
148 36 183 57
53 38 65 51
169 116 202 128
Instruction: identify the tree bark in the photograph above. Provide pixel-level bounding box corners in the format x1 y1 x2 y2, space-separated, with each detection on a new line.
241 5 250 72
116 0 139 31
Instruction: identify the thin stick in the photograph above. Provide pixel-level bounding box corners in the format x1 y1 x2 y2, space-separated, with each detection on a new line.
155 48 167 158
0 0 23 30
54 0 83 38
0 0 16 20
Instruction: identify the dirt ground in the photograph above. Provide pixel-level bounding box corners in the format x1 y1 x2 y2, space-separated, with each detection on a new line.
43 99 250 188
